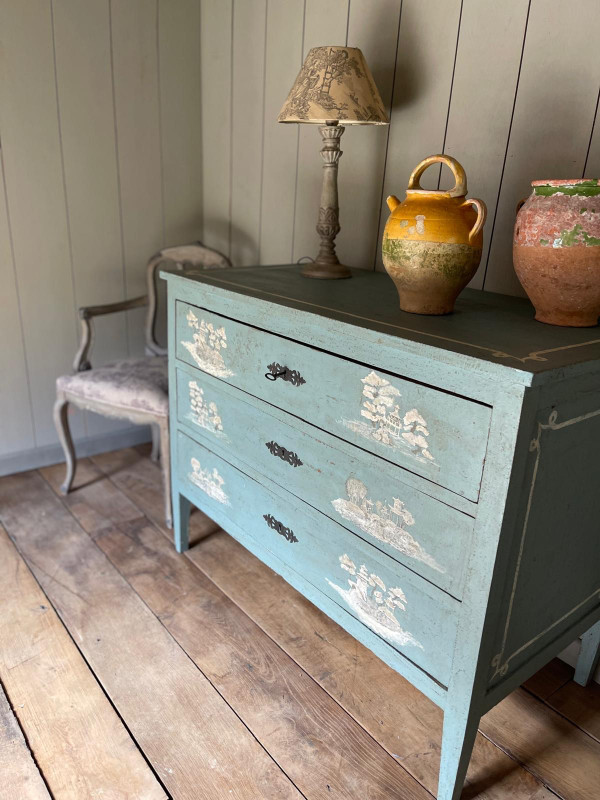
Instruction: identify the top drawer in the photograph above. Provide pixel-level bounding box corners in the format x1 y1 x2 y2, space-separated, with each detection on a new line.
176 301 491 501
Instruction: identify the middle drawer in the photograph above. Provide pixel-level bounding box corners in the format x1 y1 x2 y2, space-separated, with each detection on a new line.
176 364 474 600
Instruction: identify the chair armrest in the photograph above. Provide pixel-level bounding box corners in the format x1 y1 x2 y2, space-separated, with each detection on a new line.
74 295 149 372
79 294 148 319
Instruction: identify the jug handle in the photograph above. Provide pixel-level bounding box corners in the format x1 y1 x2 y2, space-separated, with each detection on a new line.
461 198 487 244
408 154 467 198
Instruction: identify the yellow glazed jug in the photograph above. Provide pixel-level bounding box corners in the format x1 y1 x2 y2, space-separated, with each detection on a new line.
382 155 486 315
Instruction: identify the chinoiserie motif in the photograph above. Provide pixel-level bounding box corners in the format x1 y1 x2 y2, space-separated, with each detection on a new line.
181 309 233 378
188 380 227 439
332 478 443 573
188 457 229 505
341 370 435 463
327 555 423 649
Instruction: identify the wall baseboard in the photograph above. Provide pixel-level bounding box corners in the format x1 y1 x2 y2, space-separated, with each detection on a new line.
0 425 152 477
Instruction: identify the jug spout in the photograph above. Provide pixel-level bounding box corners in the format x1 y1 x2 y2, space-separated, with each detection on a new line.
387 195 400 213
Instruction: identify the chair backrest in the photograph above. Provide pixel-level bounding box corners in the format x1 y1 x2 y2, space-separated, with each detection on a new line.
145 241 232 354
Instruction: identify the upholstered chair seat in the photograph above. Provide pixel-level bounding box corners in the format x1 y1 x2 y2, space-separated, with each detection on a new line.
54 242 232 527
56 356 169 417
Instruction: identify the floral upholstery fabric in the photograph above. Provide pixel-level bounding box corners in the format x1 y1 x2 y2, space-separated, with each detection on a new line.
56 356 168 417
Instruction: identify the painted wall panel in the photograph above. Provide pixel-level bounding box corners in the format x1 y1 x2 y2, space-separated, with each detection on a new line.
158 0 203 246
0 158 34 454
230 0 267 267
483 0 600 294
0 0 84 448
111 0 164 358
337 0 401 271
52 0 128 437
200 0 233 257
443 0 530 290
375 0 463 271
259 0 305 266
0 0 205 464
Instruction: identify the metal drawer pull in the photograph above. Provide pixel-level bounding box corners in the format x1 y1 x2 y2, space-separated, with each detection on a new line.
265 362 306 387
263 513 298 543
265 440 303 468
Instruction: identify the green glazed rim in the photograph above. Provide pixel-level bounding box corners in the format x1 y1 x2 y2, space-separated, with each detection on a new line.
533 179 600 197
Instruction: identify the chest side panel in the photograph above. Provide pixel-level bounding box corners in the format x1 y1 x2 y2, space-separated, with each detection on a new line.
489 383 600 686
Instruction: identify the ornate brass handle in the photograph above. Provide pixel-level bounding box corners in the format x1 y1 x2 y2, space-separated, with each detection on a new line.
263 513 298 543
265 441 303 468
264 362 306 386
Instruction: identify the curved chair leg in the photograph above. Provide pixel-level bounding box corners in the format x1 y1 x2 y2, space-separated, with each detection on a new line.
150 424 160 462
158 418 172 529
53 392 76 494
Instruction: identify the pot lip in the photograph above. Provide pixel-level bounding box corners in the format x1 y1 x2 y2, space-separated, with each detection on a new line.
531 178 600 187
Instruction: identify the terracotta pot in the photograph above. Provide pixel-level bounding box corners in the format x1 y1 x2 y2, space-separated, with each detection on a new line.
513 179 600 327
382 155 486 315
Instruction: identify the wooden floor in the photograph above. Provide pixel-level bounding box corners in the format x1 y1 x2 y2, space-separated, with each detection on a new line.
1 446 599 800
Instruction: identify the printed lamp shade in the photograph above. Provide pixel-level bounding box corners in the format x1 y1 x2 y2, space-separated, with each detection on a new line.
278 46 389 125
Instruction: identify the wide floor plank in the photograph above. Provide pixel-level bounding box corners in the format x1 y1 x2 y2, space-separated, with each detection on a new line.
0 471 302 800
0 524 164 800
0 682 50 800
42 463 433 800
90 447 560 800
480 689 600 800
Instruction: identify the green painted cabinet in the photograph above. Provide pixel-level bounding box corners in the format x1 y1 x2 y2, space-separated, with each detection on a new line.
162 265 600 800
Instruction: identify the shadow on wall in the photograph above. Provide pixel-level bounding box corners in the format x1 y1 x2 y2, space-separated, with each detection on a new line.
203 217 257 269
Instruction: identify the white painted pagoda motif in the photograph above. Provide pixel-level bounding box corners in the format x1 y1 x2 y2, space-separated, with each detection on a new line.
341 371 435 463
187 381 226 439
327 555 423 649
332 478 443 572
188 458 229 505
181 309 233 378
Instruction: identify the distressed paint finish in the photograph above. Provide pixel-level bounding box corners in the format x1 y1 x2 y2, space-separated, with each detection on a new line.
164 265 600 800
175 299 492 502
174 363 475 599
514 180 600 326
176 431 459 685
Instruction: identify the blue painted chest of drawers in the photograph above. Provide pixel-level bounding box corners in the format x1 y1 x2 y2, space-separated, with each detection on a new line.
162 264 600 800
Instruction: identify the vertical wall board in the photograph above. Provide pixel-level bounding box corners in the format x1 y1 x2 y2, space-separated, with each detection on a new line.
483 0 600 295
337 0 401 271
0 158 35 456
0 0 84 448
444 0 530 290
52 0 129 438
375 0 463 271
158 0 203 247
292 0 350 265
583 98 600 177
111 0 164 359
259 0 304 266
230 0 267 267
156 0 203 347
200 0 233 257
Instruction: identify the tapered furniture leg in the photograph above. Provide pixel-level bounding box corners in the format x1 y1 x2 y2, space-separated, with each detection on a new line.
159 419 172 529
53 392 76 495
574 621 600 686
173 492 191 553
150 424 160 462
437 706 480 800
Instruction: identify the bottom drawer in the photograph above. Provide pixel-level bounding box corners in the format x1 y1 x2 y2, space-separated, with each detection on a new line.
177 430 459 686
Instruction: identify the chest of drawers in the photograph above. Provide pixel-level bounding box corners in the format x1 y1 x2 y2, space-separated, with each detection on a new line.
163 264 600 800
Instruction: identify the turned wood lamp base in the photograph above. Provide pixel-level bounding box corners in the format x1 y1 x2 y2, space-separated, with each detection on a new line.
301 121 352 280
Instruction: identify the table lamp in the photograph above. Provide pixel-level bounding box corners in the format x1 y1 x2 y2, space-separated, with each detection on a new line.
278 46 389 279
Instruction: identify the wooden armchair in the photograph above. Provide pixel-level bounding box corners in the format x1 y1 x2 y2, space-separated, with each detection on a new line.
54 242 231 527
